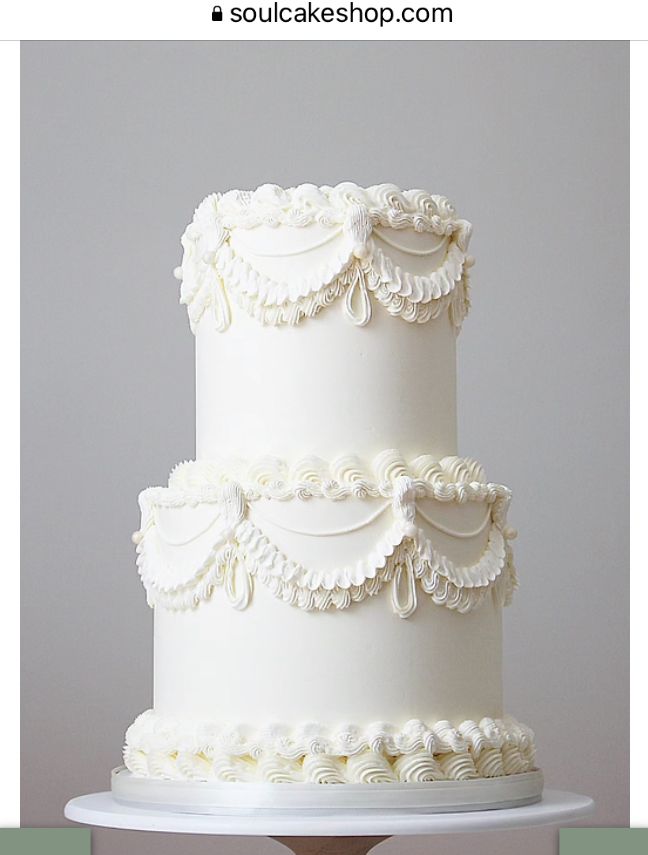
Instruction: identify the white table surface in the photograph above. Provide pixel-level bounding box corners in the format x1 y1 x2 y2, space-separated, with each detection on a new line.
64 789 594 837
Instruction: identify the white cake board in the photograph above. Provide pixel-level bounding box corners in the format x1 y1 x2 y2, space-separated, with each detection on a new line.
65 789 594 854
109 767 545 814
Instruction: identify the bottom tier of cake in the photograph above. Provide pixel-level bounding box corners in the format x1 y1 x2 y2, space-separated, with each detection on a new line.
122 453 541 811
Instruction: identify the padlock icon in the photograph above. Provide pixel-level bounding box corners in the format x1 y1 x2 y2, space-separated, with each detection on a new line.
212 5 223 20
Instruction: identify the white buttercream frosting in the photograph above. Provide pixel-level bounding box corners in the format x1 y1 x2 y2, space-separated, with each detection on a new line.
169 451 487 501
123 710 536 784
115 182 543 798
213 183 464 231
133 452 517 615
176 183 473 332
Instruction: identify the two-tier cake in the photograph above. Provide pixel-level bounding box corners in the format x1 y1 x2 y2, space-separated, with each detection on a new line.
112 182 542 813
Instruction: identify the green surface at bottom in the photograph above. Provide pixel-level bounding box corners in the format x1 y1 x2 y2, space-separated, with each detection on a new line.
561 828 648 855
0 829 90 855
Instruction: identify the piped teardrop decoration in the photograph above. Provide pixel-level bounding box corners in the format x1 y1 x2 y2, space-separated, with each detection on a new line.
224 546 252 610
212 275 232 333
391 550 417 619
344 266 372 327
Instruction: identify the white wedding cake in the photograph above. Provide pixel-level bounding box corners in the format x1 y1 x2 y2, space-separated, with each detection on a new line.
113 183 542 812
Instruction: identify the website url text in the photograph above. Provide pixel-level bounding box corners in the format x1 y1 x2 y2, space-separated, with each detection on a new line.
228 3 453 25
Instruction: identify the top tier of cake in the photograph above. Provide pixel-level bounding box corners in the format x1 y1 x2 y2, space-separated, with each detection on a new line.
175 183 473 461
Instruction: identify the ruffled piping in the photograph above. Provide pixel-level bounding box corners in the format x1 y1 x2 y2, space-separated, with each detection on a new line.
123 709 536 784
182 238 471 331
176 188 473 332
133 477 517 616
168 451 493 501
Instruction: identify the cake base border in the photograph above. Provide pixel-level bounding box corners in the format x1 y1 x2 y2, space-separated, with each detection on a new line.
111 767 543 815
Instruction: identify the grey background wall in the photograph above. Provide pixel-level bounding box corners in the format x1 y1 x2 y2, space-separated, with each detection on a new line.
21 41 628 854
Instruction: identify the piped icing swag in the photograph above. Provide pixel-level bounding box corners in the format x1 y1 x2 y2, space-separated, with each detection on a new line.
132 452 517 617
175 183 473 332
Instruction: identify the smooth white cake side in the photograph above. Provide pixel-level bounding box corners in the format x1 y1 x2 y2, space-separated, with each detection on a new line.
153 591 503 725
196 299 457 461
121 184 538 794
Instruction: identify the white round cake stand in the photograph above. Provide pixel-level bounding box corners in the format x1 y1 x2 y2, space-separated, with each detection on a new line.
65 789 594 855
